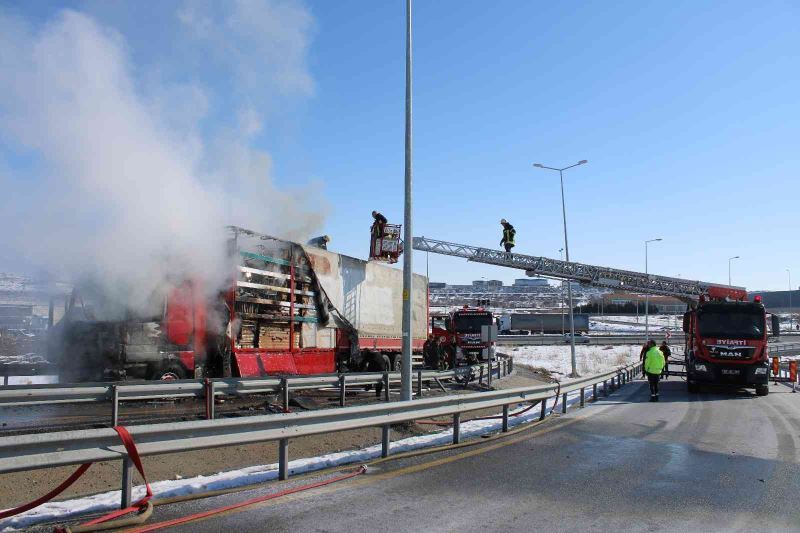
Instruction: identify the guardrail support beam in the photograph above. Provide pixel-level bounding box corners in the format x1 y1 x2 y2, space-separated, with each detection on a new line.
417 370 423 398
453 413 461 444
121 457 133 509
383 372 390 402
382 424 391 457
540 398 547 420
281 377 289 412
561 393 568 414
205 379 216 420
339 374 346 407
603 380 608 396
279 438 289 480
502 404 509 432
580 387 585 407
592 383 597 402
111 385 120 427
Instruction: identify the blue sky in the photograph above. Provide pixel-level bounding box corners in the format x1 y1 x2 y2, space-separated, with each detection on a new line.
1 1 798 292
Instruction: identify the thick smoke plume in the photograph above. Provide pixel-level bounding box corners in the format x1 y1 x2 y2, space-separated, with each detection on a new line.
0 2 326 315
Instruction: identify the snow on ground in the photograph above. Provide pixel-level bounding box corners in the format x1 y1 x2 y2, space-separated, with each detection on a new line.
589 314 680 333
3 375 58 385
510 344 639 376
0 374 630 530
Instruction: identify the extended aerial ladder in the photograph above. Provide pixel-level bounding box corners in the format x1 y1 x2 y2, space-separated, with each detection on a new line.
412 237 746 302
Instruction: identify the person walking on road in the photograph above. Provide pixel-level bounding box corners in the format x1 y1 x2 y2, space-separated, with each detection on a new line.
644 340 666 402
500 219 516 254
659 341 671 380
639 341 650 378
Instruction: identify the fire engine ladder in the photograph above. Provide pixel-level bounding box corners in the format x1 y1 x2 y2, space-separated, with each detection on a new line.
412 236 741 301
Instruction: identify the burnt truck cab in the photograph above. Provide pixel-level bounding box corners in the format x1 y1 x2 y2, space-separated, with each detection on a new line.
53 282 206 382
683 296 769 395
432 307 495 367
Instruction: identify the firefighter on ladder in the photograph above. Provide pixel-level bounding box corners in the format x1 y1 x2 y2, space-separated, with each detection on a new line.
500 219 516 256
371 211 388 259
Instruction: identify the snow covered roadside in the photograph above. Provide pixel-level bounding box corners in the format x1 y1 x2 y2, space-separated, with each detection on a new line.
510 344 639 376
0 376 631 531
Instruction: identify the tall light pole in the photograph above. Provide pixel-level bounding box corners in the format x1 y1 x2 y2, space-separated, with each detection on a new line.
788 269 793 332
533 160 588 377
559 248 565 335
400 0 413 401
728 256 740 286
644 238 663 340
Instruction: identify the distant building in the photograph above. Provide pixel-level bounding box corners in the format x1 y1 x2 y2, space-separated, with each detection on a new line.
472 280 503 290
428 282 447 289
749 289 800 310
514 278 549 287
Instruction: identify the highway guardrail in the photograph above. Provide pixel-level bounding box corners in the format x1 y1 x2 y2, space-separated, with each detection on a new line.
0 360 641 516
0 358 515 425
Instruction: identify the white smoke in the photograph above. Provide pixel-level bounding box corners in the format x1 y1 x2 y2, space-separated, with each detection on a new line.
0 2 325 314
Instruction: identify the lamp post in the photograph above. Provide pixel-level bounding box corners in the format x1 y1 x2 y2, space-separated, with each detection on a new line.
533 160 588 377
560 248 565 335
400 0 413 401
728 256 740 287
644 238 663 340
788 269 793 332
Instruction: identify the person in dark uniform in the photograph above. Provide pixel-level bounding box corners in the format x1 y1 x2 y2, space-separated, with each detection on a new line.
659 341 671 380
361 349 390 397
371 211 388 237
500 219 516 253
307 235 330 249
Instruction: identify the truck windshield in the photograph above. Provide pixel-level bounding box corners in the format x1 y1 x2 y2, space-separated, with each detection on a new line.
697 310 765 340
453 314 493 333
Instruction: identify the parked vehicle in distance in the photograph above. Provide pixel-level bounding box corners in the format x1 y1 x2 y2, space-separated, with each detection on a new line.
563 332 590 344
498 313 589 335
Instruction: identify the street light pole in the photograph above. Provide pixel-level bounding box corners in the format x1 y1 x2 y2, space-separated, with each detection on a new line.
533 160 588 377
788 269 793 332
400 0 413 401
644 238 663 340
560 248 565 335
728 256 740 287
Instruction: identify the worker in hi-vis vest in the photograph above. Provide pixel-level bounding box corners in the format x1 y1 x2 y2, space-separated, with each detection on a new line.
500 219 516 253
644 340 666 402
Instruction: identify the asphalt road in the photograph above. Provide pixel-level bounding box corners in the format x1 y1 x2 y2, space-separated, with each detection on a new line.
137 377 800 533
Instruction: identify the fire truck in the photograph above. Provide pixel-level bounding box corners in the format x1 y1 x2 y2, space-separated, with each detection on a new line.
682 287 769 395
430 306 495 368
413 236 772 396
51 227 428 382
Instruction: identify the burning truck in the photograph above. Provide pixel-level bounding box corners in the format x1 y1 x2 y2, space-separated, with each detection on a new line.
50 227 429 382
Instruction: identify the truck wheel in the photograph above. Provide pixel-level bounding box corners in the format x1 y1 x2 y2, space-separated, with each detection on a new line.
687 381 699 394
155 364 187 381
756 385 769 396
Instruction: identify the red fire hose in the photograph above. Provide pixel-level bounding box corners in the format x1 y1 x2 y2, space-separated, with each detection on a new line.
0 426 152 532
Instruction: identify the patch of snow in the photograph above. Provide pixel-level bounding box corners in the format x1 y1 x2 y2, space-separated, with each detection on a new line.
510 344 639 376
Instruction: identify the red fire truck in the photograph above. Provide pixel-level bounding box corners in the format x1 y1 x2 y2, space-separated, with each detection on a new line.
683 287 770 395
431 306 495 368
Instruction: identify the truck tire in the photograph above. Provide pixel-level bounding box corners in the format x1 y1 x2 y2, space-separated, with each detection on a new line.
755 385 769 396
389 354 398 371
687 380 699 394
154 364 188 381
